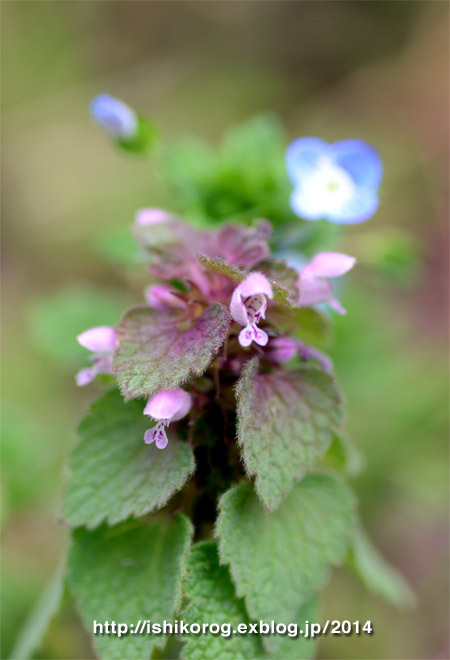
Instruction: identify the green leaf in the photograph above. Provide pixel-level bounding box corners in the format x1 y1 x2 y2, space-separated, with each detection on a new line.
217 474 356 651
270 596 319 660
291 307 332 347
270 306 332 348
27 284 128 367
63 389 195 529
198 256 293 308
323 432 365 476
114 303 230 399
162 114 294 227
68 515 192 660
9 560 65 660
349 527 415 609
235 359 343 510
182 542 263 660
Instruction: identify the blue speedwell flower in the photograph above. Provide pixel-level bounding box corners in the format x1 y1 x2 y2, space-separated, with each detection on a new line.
90 94 138 139
286 137 383 224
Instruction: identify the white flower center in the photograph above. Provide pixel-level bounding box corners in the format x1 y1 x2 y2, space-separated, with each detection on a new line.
304 158 356 214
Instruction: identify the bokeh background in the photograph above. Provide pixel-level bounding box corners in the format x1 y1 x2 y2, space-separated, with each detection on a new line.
1 2 449 659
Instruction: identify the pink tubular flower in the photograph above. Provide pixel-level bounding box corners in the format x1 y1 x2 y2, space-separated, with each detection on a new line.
135 208 172 227
145 284 187 311
143 388 192 449
230 272 273 347
76 326 118 386
265 336 298 364
297 252 355 315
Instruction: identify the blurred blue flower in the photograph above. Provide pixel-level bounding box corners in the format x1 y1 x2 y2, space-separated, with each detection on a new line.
286 137 383 224
90 94 138 139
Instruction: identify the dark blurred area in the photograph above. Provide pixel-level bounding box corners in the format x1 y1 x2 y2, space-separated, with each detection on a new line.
1 2 448 659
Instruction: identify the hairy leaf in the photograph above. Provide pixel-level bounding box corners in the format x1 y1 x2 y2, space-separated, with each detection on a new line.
271 596 319 660
198 255 246 284
182 542 262 660
217 220 271 267
236 359 343 510
63 390 195 528
68 515 192 660
217 474 356 651
349 527 415 608
114 303 230 399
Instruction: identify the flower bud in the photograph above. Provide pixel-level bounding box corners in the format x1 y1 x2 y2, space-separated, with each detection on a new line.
265 336 297 364
90 94 138 139
135 208 172 227
77 326 118 352
145 285 186 311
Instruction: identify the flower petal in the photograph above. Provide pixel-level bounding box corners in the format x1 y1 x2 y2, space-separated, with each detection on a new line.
238 325 269 348
306 252 356 278
331 139 383 190
77 326 118 352
325 188 379 225
144 428 155 444
329 298 347 315
297 275 333 307
144 388 191 422
155 430 169 450
230 287 250 326
266 336 298 364
230 273 273 327
135 208 172 227
238 273 273 300
286 137 330 184
75 367 97 386
290 186 325 221
253 327 269 347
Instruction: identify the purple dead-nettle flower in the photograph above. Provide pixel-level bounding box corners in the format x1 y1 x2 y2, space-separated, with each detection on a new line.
135 208 173 227
76 326 119 386
297 342 333 373
265 336 298 364
90 94 138 139
230 272 274 347
296 251 355 315
286 137 383 224
265 336 333 372
145 284 187 311
143 388 192 449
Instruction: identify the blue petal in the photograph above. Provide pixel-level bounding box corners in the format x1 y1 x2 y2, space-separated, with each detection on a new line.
330 139 383 190
325 189 380 224
286 137 330 184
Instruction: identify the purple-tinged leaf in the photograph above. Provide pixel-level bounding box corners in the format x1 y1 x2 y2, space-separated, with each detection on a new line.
217 219 271 267
114 303 231 399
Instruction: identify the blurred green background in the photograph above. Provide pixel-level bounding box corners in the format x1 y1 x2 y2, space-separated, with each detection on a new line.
1 2 448 659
